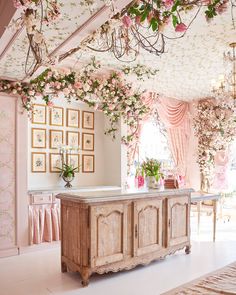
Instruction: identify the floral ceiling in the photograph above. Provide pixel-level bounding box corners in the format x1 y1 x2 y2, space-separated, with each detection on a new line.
0 1 235 101
0 0 106 80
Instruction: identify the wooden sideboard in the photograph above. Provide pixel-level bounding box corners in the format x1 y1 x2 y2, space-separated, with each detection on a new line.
57 188 193 286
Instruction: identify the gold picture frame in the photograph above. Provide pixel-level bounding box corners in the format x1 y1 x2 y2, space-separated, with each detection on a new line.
32 152 46 173
32 104 47 124
82 154 95 173
32 128 46 148
49 129 64 149
82 111 94 130
66 131 80 147
67 154 80 173
50 106 64 126
67 108 80 128
49 153 62 173
82 132 94 151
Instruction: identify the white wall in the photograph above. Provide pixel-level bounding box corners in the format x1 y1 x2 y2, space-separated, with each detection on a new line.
28 98 122 189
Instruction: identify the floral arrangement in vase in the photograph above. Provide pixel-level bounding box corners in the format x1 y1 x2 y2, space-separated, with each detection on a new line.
58 145 80 188
141 158 163 189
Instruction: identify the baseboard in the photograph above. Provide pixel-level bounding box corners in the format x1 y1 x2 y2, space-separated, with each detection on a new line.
0 247 19 258
19 241 60 254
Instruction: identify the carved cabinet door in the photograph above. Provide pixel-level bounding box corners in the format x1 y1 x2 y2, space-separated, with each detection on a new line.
133 199 162 257
90 203 128 268
167 196 190 247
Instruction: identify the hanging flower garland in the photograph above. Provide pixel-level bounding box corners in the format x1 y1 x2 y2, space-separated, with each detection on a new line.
193 98 236 192
126 0 230 34
0 57 150 143
122 64 158 81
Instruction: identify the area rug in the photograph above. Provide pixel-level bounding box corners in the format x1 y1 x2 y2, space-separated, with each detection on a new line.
162 261 236 294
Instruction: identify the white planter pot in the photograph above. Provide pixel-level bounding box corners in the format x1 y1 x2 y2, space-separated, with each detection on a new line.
147 176 160 189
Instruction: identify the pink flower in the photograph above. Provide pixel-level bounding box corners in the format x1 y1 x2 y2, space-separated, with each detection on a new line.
13 0 22 8
147 12 154 23
216 2 228 14
28 90 35 96
163 0 174 8
122 15 132 28
135 15 141 25
54 81 61 89
63 88 70 96
22 95 28 103
175 23 187 33
201 0 211 4
74 81 82 89
35 92 42 99
47 101 54 108
109 104 114 110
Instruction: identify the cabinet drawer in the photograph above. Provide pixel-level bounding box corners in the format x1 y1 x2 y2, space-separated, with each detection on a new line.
31 194 53 205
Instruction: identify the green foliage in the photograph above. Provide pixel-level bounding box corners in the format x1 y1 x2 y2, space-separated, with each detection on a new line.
56 163 78 178
205 0 220 19
127 0 224 33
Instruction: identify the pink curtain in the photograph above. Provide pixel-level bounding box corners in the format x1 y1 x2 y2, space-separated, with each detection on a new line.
155 94 191 177
128 92 191 182
29 204 60 244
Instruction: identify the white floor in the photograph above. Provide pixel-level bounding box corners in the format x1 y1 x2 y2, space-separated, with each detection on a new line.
1 216 236 295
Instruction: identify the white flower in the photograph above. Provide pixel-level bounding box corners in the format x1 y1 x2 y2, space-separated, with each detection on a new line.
83 83 90 92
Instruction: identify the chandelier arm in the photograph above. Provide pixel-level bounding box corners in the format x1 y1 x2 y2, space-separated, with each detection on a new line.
112 31 125 58
131 26 165 55
86 45 113 53
25 42 33 76
137 29 162 48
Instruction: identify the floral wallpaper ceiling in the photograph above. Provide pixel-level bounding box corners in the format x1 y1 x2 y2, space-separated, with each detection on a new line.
0 0 106 80
72 7 235 101
0 2 235 101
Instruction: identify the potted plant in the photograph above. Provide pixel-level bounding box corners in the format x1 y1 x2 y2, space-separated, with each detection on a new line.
141 158 163 189
57 163 78 188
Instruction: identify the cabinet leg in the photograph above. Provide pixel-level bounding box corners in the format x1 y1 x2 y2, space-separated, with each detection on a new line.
61 262 67 273
81 269 90 287
185 245 191 254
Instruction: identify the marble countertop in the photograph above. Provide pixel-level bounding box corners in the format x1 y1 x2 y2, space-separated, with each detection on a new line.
28 186 121 194
56 188 194 203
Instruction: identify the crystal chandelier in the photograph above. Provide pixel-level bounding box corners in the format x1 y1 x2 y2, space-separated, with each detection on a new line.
212 42 236 101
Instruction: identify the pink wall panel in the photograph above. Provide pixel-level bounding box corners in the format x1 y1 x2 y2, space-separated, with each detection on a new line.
0 95 16 249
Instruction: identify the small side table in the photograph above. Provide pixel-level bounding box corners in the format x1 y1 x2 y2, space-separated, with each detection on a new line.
191 192 221 242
